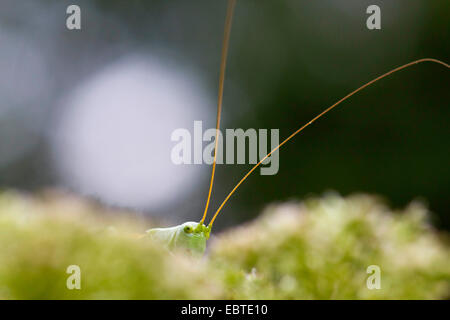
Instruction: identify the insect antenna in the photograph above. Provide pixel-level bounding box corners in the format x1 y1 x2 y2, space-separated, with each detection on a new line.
207 58 449 229
199 0 237 225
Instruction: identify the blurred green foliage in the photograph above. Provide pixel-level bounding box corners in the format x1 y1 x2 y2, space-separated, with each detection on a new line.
0 191 448 299
211 193 449 299
0 191 222 299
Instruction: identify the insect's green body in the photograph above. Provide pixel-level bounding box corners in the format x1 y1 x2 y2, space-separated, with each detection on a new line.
146 222 210 256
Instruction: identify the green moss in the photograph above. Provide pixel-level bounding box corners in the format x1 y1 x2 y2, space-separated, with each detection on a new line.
0 191 223 299
0 191 448 299
210 194 450 299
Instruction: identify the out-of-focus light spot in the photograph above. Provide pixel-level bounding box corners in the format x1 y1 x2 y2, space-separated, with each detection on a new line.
51 55 213 212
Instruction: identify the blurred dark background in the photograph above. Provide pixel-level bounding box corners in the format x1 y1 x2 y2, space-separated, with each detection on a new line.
0 0 449 230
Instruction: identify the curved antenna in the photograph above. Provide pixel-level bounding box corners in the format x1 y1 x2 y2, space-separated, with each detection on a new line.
199 0 237 225
207 58 449 228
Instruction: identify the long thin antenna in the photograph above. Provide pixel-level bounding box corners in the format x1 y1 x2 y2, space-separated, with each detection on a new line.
199 0 237 225
208 58 449 228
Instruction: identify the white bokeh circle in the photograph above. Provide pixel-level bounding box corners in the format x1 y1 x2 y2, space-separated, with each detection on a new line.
51 55 213 210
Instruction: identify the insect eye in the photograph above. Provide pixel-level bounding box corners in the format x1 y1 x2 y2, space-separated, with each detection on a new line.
184 226 193 233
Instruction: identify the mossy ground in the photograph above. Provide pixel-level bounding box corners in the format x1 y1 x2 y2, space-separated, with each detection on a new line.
0 190 448 299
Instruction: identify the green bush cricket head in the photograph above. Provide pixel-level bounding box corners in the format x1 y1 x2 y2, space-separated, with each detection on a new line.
145 0 449 256
146 222 210 256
